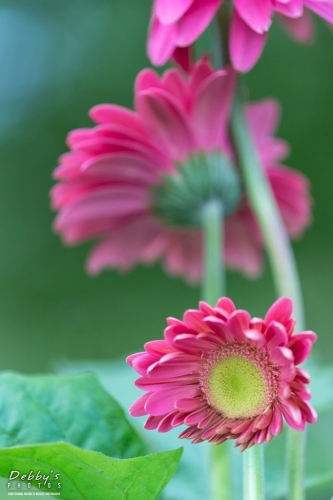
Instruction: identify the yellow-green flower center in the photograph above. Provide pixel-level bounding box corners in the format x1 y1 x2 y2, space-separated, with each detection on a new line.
207 355 268 419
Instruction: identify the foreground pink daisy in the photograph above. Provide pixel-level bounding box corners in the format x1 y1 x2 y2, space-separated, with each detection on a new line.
51 58 311 282
148 0 333 72
127 297 317 450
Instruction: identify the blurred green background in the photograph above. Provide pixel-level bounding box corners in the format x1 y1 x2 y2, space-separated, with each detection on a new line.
0 0 332 374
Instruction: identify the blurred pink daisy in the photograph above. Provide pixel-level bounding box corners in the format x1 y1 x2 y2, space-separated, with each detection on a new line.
127 297 317 450
51 58 311 283
148 0 333 72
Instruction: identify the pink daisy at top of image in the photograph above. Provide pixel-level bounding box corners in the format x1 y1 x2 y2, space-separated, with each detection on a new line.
51 58 311 284
127 297 317 450
148 0 333 72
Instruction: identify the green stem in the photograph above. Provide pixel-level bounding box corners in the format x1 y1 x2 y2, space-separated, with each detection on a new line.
231 88 305 330
231 86 306 500
286 428 305 500
202 200 224 304
202 200 232 500
243 446 264 500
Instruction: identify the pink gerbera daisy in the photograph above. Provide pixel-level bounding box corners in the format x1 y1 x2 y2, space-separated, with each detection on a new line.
51 58 311 283
148 0 333 72
127 297 317 450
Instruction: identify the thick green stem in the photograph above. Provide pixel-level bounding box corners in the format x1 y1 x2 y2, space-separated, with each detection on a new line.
202 200 224 304
243 446 264 500
202 200 232 500
231 87 305 500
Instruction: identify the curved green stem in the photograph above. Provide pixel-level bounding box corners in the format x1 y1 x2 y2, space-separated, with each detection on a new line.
231 86 306 500
202 200 232 500
231 88 305 330
243 446 264 500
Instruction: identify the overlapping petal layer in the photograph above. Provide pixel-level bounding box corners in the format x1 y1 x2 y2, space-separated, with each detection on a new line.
127 297 317 450
147 0 333 71
52 59 311 282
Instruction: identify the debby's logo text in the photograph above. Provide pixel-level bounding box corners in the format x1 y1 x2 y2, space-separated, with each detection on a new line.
7 470 62 491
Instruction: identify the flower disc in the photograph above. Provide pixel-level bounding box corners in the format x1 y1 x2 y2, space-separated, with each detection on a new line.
206 355 268 419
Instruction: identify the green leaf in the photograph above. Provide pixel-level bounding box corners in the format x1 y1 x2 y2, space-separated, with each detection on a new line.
0 443 182 500
0 371 145 458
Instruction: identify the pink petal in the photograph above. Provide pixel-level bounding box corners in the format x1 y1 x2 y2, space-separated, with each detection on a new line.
231 420 251 434
216 297 236 314
227 310 251 342
304 0 333 23
265 321 288 349
55 187 147 229
203 317 234 343
295 367 310 384
270 407 284 435
81 153 158 183
145 385 199 415
144 415 164 430
175 397 206 412
129 392 151 416
136 376 195 391
137 88 194 161
172 412 187 426
132 354 157 375
89 105 147 138
234 0 273 33
147 358 200 378
147 16 177 66
190 56 214 95
287 332 317 364
162 68 189 105
145 340 174 357
268 166 312 238
184 407 211 425
157 411 179 432
155 0 194 24
86 218 161 274
126 352 145 367
269 346 294 366
281 399 304 429
184 310 212 333
298 400 317 424
253 409 273 430
135 68 162 94
199 301 216 316
191 68 236 149
164 325 193 349
244 329 266 347
278 10 315 43
275 0 303 18
173 333 222 354
246 98 281 142
254 428 268 445
265 296 293 327
250 318 265 331
230 10 267 73
290 381 311 401
176 0 222 46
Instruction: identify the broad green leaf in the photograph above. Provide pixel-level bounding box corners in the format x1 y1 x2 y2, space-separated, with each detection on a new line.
0 371 145 458
0 443 182 500
58 359 210 500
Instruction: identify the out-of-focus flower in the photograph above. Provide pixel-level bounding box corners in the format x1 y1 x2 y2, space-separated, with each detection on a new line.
147 0 333 72
229 1 333 72
51 58 311 283
127 297 317 450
